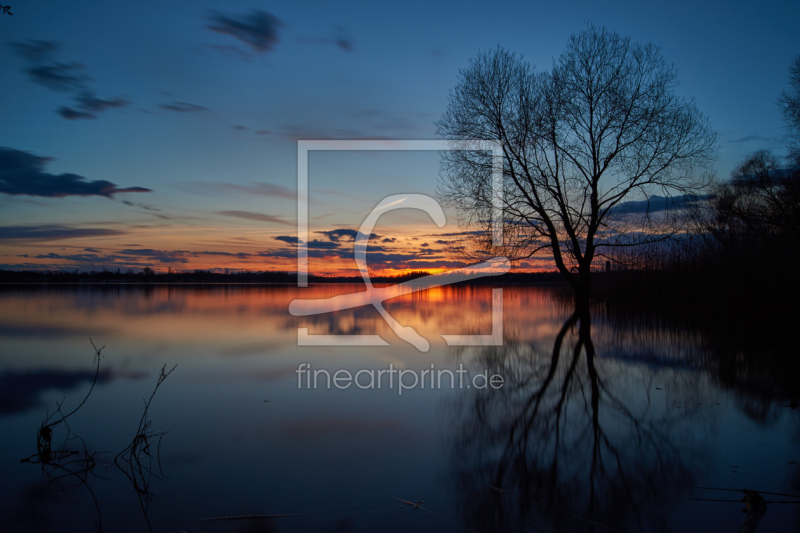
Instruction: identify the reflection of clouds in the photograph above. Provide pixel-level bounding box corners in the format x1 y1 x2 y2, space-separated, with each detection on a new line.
0 367 146 416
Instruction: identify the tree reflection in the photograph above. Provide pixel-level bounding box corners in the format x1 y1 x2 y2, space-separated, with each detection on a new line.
447 308 715 533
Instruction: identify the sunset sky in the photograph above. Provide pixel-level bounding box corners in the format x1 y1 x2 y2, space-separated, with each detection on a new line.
1 0 798 276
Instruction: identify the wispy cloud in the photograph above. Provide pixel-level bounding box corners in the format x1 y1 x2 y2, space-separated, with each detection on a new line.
298 26 355 52
9 41 129 120
118 248 189 263
0 147 152 198
609 194 712 215
0 224 126 242
189 181 296 200
159 101 208 113
727 133 785 146
216 210 294 226
207 9 283 55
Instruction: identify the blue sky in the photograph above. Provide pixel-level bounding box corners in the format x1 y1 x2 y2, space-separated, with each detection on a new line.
1 0 798 274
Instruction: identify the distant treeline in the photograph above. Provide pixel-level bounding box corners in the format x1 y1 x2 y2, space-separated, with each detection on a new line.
594 150 800 314
0 268 564 285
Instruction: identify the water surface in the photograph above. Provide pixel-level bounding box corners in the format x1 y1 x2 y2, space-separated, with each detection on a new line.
0 285 797 532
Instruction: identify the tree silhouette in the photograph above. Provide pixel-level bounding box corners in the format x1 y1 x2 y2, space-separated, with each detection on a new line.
437 25 717 307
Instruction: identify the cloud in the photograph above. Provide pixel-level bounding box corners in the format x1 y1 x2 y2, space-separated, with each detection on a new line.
275 235 298 245
56 106 95 120
0 147 152 197
9 41 129 119
117 248 190 263
298 26 355 52
159 101 208 113
34 252 106 263
216 210 294 226
73 91 128 112
207 9 283 54
189 181 296 199
307 239 340 250
316 228 381 243
609 194 712 215
728 134 785 146
317 228 358 242
0 225 126 242
10 41 87 91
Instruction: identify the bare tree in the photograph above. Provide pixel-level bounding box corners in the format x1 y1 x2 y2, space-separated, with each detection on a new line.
437 25 717 306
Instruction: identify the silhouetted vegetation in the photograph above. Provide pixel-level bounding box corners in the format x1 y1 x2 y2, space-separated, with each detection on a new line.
115 364 176 533
594 151 800 312
19 340 107 530
0 267 565 285
18 341 176 532
595 52 800 318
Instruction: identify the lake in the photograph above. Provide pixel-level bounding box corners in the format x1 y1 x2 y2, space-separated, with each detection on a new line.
0 284 797 532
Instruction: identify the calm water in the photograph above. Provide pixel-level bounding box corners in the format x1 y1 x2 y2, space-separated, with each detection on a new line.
0 285 797 532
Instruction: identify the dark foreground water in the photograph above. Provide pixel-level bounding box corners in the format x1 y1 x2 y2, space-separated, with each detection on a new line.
0 285 797 532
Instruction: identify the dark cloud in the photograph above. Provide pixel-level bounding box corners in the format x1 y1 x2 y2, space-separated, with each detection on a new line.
610 194 712 215
0 147 152 197
118 249 189 263
272 236 340 250
317 228 358 242
0 224 126 242
26 61 87 92
307 239 340 250
207 9 283 54
56 106 95 120
10 41 87 91
316 229 381 243
159 101 208 113
335 36 355 52
73 91 128 112
233 125 247 131
216 210 294 226
34 252 105 263
9 41 128 119
382 237 397 243
192 250 252 259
